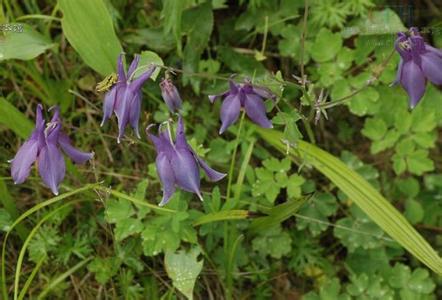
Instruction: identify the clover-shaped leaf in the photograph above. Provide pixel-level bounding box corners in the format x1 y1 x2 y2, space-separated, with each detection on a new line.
296 193 337 236
252 226 292 259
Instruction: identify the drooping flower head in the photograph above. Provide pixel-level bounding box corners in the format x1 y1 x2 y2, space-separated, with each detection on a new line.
101 53 157 143
209 79 276 134
160 77 182 113
10 105 94 195
146 117 226 206
393 28 442 108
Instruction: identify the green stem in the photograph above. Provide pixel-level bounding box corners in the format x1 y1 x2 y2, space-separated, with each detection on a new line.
223 111 246 300
224 111 246 208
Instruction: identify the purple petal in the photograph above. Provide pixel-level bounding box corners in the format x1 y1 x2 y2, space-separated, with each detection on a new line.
401 60 426 108
160 79 182 112
172 148 202 200
420 52 442 85
244 94 272 128
127 55 140 78
219 94 241 134
130 65 156 92
129 92 142 138
175 116 188 149
101 86 118 126
252 86 276 100
58 133 94 164
49 106 61 123
10 139 39 184
425 45 442 59
392 58 404 86
114 87 133 143
194 155 226 182
156 153 176 206
117 54 126 82
229 80 239 94
38 142 65 195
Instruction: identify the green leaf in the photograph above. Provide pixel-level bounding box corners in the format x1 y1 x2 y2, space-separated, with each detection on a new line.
297 193 337 236
164 247 203 300
134 51 164 81
371 129 400 154
310 28 343 63
105 199 134 224
114 218 144 241
404 199 424 224
182 1 214 92
250 196 308 233
252 226 292 259
0 209 12 232
348 87 380 116
0 98 33 139
59 0 123 75
193 210 249 226
0 23 55 61
351 9 406 36
362 118 387 141
256 127 442 275
406 150 434 175
88 257 121 284
334 206 387 252
411 109 436 133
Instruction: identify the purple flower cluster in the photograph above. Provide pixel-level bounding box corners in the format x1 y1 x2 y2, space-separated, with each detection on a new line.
147 117 226 206
10 105 93 195
394 27 442 108
101 54 156 143
209 79 276 134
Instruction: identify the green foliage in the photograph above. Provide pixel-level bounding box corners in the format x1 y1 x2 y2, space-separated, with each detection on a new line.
0 24 55 61
59 0 123 75
164 247 203 300
296 193 337 236
2 1 442 299
252 157 304 204
252 225 292 259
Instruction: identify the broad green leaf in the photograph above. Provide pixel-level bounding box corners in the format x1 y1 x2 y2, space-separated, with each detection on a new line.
133 51 164 81
256 127 442 275
164 247 203 300
59 0 123 75
0 98 33 139
351 9 406 36
252 226 292 259
310 28 343 63
0 24 55 61
362 118 387 141
182 1 214 92
88 257 121 284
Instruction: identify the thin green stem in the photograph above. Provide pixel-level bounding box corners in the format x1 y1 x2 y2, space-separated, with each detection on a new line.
223 111 246 300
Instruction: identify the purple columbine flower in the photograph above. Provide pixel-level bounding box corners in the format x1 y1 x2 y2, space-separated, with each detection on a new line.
146 117 226 206
160 78 182 112
10 105 94 195
209 79 276 134
393 28 442 108
101 54 156 143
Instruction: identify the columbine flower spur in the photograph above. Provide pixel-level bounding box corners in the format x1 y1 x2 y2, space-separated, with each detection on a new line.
393 27 442 108
147 116 226 206
10 105 94 195
101 53 157 143
209 79 276 134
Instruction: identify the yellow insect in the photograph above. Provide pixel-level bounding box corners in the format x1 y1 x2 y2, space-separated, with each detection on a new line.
95 72 118 93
